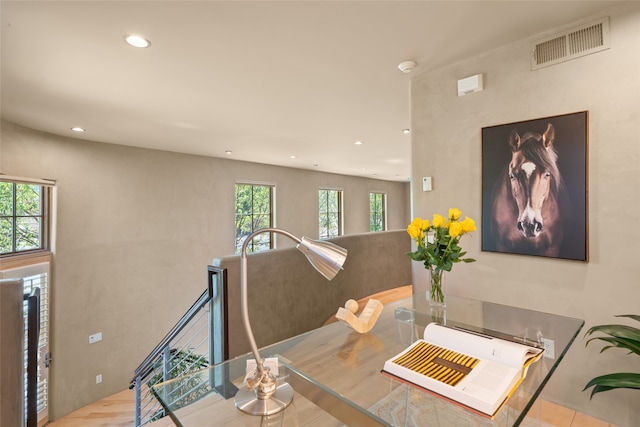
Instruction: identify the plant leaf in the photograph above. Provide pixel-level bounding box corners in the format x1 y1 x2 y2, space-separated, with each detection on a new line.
583 373 640 399
406 252 426 262
615 314 640 323
584 323 640 355
585 336 640 356
585 324 640 342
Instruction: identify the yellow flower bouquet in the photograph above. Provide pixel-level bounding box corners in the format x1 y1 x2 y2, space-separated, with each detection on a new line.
407 208 476 305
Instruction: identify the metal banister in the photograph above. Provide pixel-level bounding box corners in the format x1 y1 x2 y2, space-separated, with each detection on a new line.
132 286 211 380
130 266 229 426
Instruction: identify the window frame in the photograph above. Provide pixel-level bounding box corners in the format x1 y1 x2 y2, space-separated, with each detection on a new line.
234 182 275 255
318 188 343 239
1 179 51 257
369 192 387 232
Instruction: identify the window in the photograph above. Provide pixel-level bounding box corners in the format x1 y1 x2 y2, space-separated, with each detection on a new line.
1 180 49 256
370 192 386 232
319 189 342 239
1 177 53 423
235 183 274 254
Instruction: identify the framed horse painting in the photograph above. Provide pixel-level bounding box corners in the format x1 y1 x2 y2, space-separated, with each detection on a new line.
481 111 588 261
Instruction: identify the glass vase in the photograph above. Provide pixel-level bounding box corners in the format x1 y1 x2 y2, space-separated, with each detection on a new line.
428 268 446 308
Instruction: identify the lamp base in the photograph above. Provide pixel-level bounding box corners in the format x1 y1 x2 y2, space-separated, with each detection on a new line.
235 382 294 416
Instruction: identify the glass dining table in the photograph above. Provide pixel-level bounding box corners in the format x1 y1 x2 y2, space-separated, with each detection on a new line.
150 294 584 426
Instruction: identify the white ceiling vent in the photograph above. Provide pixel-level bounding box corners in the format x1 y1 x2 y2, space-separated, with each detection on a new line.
531 17 610 70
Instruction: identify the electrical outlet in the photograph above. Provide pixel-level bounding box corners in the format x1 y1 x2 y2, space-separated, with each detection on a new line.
89 332 102 344
96 374 102 384
540 337 555 359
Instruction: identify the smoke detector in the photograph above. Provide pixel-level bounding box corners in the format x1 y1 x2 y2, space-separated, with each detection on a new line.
398 60 417 73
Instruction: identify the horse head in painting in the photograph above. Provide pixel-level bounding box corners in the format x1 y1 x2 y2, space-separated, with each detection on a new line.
491 123 565 257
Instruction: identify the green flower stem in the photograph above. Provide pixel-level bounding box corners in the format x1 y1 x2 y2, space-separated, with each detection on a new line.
441 236 456 268
429 269 445 304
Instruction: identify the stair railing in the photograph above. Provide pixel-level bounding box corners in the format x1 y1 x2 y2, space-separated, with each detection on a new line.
130 266 229 427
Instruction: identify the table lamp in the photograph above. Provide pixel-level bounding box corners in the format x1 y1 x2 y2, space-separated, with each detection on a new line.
234 227 348 416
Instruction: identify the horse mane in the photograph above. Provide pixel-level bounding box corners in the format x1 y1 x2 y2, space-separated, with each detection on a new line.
517 132 563 192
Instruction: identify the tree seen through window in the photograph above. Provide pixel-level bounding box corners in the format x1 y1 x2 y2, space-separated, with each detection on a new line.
1 181 47 255
370 192 386 232
235 184 273 254
319 189 342 239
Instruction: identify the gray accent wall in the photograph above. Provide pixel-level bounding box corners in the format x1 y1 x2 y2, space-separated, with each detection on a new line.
215 230 412 359
409 4 640 426
0 120 410 419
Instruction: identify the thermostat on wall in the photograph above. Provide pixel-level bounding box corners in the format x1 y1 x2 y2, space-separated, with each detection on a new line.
457 74 484 96
422 177 433 192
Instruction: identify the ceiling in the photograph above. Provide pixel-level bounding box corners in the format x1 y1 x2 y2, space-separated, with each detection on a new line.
0 1 619 182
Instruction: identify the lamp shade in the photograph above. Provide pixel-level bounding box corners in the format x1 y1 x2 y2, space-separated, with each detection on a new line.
236 228 348 416
296 237 347 280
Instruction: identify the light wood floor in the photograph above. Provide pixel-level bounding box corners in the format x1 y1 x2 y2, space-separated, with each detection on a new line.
47 286 617 427
46 388 617 427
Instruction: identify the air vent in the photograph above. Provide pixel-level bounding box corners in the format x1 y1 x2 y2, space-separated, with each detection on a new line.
532 17 610 70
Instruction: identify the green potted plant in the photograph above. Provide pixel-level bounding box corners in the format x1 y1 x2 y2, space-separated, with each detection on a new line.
583 314 640 397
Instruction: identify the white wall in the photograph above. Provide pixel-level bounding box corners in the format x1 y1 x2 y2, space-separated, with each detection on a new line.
0 120 409 419
410 4 640 426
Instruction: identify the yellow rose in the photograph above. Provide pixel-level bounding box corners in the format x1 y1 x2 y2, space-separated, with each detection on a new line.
411 217 423 227
420 219 430 231
449 221 462 238
460 217 476 232
449 208 462 221
407 223 423 239
432 214 445 228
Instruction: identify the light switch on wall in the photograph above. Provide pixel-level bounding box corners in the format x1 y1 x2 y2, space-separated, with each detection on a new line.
89 332 102 344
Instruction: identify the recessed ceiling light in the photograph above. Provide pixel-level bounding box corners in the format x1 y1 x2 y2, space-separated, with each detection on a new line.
290 155 297 159
354 141 363 145
225 150 232 155
124 34 151 48
402 129 410 134
71 127 85 132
